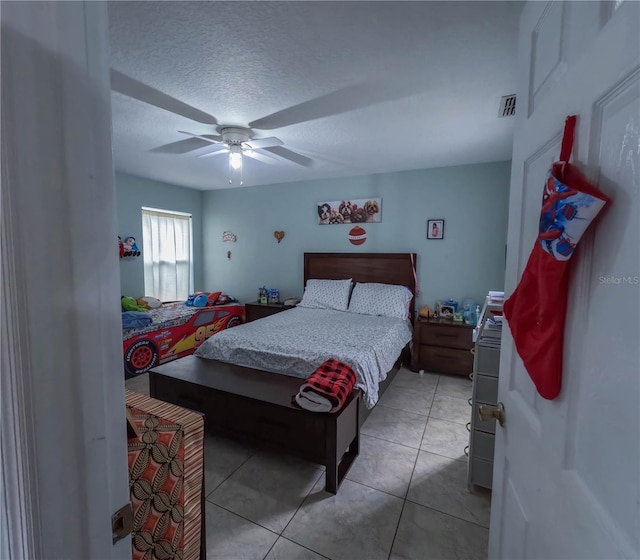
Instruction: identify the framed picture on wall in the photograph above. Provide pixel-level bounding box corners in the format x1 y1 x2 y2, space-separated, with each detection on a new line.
427 219 444 240
317 198 382 225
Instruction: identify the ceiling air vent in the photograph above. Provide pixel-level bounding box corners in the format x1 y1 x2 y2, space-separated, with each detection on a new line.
498 94 516 118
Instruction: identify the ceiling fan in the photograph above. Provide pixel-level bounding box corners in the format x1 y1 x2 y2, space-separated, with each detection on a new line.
110 70 313 180
178 126 288 184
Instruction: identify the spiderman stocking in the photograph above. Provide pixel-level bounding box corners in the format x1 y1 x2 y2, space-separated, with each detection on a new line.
503 116 610 400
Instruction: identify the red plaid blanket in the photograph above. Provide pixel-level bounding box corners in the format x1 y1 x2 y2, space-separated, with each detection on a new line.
302 358 356 411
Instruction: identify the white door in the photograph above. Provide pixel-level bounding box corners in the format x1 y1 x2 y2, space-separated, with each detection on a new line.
490 1 639 558
1 2 130 558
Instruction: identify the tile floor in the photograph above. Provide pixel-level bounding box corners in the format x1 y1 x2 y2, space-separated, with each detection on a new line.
126 368 491 559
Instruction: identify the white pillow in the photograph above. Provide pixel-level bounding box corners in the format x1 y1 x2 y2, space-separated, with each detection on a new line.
347 282 412 320
298 278 352 311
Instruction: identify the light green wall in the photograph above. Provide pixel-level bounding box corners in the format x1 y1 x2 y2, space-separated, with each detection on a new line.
115 172 204 297
202 161 511 308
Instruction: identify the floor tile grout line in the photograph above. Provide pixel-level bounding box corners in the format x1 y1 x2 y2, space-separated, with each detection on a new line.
203 499 281 537
404 497 491 530
206 454 324 536
279 469 325 537
359 431 423 451
373 402 430 419
275 471 335 560
386 375 440 560
263 535 333 560
387 500 409 560
342 476 411 502
204 447 257 498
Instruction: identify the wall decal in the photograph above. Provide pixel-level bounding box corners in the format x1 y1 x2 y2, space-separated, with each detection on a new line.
348 225 367 246
317 198 382 225
222 231 237 242
274 230 285 243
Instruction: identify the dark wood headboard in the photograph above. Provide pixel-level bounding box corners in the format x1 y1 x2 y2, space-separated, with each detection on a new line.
303 252 418 322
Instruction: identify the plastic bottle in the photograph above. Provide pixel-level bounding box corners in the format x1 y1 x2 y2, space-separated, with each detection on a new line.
475 305 481 326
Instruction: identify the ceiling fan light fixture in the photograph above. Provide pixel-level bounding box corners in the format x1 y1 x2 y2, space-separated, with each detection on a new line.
229 145 243 170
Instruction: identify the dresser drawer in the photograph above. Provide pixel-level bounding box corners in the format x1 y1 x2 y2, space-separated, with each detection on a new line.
471 429 495 462
475 345 500 376
419 323 472 350
469 457 494 489
419 345 473 376
474 374 498 405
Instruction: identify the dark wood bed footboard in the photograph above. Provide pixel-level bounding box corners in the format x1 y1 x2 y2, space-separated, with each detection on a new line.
149 356 360 494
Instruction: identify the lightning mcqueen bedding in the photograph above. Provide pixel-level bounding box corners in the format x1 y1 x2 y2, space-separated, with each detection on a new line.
123 302 244 377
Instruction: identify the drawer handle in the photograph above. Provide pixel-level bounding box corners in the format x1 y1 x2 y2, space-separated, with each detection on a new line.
470 348 475 355
466 422 471 432
468 372 474 382
468 398 473 407
464 445 469 457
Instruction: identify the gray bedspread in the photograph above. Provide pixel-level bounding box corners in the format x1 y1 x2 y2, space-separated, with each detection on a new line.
194 307 412 408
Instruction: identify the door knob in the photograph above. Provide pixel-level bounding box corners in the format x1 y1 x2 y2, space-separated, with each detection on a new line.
478 402 506 426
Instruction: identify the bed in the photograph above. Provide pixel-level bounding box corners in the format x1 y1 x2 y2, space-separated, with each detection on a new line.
194 306 412 409
149 252 417 493
123 301 245 378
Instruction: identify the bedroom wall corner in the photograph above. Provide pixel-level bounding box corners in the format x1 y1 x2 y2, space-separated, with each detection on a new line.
201 160 511 308
114 172 204 297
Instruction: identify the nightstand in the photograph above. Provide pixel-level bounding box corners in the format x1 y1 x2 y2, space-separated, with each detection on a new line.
412 318 474 376
244 302 293 323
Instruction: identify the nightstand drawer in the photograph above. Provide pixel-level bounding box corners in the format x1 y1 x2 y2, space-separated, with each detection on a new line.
419 345 473 375
245 303 292 323
419 323 472 350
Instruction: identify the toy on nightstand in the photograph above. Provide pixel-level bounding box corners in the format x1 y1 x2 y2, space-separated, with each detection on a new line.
258 286 268 304
418 305 435 319
268 288 279 304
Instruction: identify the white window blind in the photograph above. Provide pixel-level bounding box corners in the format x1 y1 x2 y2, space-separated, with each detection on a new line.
142 207 193 302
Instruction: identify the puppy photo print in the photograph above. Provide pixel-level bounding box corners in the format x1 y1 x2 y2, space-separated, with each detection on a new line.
317 198 382 225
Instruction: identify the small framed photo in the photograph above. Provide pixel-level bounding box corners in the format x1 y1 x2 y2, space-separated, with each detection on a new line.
427 219 444 240
439 304 455 319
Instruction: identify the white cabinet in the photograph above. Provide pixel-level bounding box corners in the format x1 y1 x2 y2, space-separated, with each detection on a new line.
467 294 503 490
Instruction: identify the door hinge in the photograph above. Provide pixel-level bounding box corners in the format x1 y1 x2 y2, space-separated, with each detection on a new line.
112 502 133 544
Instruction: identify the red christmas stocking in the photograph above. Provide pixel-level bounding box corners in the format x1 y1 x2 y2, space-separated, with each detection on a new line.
503 116 610 399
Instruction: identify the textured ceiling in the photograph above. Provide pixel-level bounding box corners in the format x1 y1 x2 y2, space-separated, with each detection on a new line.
108 1 521 190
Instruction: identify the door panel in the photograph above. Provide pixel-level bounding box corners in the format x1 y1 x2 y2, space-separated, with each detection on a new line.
490 1 639 558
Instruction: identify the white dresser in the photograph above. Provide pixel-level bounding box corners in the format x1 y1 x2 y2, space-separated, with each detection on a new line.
467 295 503 490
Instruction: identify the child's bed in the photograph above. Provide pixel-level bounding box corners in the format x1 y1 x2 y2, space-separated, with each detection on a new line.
123 302 244 378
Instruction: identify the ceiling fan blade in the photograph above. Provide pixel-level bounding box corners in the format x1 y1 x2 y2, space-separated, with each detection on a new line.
249 74 431 131
151 136 221 154
263 146 313 167
243 151 277 165
245 136 283 150
178 131 223 144
110 69 217 125
196 147 229 159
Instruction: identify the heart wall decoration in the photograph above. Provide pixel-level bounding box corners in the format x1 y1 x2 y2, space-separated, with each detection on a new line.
274 231 285 243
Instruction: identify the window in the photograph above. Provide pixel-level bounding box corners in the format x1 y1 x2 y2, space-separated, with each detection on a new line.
141 207 193 302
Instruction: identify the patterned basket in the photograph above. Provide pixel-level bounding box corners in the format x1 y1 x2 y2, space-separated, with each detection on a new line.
126 390 204 560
